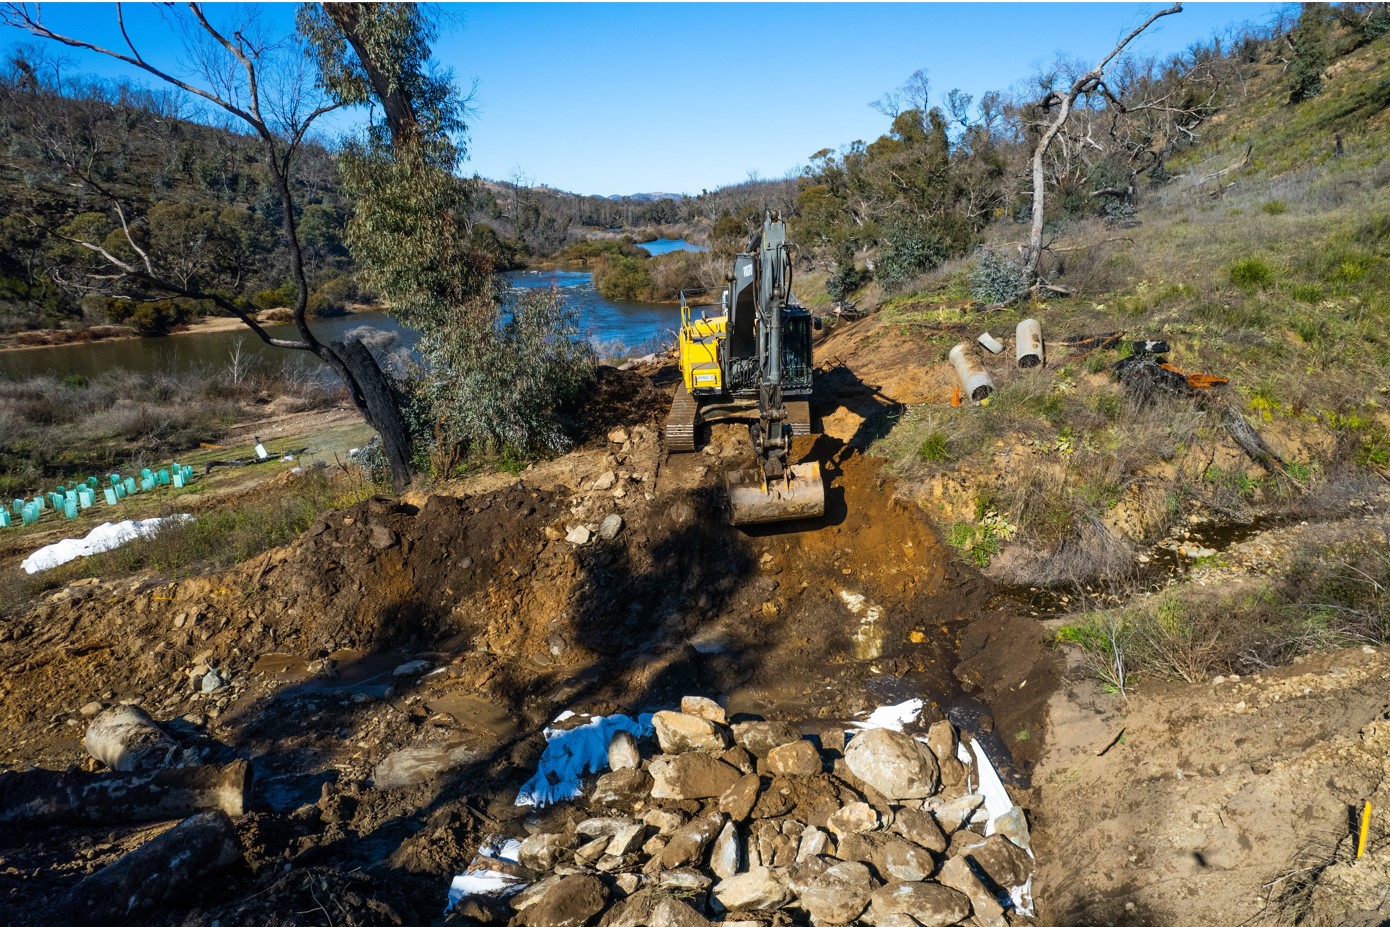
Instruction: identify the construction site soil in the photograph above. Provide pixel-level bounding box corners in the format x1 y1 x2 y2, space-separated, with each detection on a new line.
3 337 1387 927
0 362 1055 925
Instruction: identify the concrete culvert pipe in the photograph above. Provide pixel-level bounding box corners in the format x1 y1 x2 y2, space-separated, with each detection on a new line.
84 705 180 772
949 343 995 402
1016 318 1044 368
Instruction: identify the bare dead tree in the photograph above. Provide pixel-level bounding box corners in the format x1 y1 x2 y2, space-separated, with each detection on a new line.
870 68 933 119
1 1 415 487
1022 3 1183 288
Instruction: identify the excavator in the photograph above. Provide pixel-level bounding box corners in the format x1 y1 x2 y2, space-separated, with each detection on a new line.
665 212 825 526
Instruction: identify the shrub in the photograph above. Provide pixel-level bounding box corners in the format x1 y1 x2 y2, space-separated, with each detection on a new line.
969 248 1028 304
876 216 969 293
103 297 195 335
1228 257 1274 290
592 253 653 301
826 256 870 302
412 287 597 462
1260 200 1288 215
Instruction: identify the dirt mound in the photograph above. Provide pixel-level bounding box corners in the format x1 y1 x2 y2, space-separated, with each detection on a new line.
0 364 1060 924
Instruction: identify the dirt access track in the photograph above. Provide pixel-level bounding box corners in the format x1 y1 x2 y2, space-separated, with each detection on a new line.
0 323 1384 926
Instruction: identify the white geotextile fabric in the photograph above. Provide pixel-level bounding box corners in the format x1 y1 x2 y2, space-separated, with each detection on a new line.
21 515 193 574
444 837 525 914
514 710 654 808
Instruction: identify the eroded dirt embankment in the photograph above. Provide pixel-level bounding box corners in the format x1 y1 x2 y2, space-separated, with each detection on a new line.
0 365 1057 924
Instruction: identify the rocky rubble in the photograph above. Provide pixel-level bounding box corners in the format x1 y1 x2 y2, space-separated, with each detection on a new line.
458 699 1035 927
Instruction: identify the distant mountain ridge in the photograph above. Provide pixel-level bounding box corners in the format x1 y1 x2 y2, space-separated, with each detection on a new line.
604 192 685 202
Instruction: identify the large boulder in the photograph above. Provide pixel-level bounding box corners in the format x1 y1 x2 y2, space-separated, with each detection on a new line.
590 767 653 809
926 793 984 834
766 740 822 777
866 881 972 927
607 730 641 770
718 773 762 821
652 710 730 756
650 754 742 801
731 721 802 758
514 874 609 927
827 802 880 840
519 831 577 870
791 860 875 925
680 696 727 725
882 836 937 882
959 833 1033 889
843 729 940 801
925 721 968 791
710 820 743 879
937 855 1007 927
659 811 725 870
599 889 711 927
893 808 947 854
712 866 794 912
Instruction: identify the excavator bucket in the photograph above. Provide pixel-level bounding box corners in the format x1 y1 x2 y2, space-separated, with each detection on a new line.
726 461 825 526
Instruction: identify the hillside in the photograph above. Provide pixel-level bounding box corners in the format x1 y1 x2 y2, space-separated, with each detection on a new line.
0 7 1389 927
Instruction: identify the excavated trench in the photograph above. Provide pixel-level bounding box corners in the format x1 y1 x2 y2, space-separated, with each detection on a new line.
0 368 1059 925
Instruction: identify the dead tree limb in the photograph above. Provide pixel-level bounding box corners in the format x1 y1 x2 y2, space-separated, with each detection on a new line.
62 810 242 925
1024 3 1183 285
1223 408 1308 494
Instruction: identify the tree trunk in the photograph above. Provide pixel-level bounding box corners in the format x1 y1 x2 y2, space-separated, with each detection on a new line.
62 810 242 925
329 338 414 490
0 760 252 826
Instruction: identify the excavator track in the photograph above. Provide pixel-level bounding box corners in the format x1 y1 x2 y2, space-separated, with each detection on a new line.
787 400 812 436
665 381 698 452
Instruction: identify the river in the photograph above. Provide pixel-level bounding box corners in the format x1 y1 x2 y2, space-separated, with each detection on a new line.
0 242 705 381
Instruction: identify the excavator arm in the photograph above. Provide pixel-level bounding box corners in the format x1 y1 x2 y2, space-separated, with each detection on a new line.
725 213 825 525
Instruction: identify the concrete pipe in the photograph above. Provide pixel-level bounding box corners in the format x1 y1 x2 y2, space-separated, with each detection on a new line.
949 343 995 402
1017 318 1045 368
84 705 180 772
977 332 1004 355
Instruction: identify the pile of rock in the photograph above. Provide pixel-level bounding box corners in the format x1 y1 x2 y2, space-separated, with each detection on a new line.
459 696 1034 927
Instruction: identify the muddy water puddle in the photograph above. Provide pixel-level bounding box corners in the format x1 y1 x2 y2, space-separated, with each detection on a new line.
252 649 428 698
425 690 519 739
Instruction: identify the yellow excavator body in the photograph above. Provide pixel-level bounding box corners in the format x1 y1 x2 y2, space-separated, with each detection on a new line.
666 214 825 526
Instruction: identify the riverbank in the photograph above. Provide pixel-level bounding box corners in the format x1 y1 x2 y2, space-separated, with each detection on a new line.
0 307 369 354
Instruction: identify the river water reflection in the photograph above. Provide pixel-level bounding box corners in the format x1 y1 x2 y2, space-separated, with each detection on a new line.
0 253 694 380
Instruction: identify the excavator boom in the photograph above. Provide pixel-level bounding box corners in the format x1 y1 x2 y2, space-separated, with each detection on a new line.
724 213 825 526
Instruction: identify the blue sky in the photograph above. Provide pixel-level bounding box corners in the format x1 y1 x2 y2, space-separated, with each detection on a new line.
4 3 1287 196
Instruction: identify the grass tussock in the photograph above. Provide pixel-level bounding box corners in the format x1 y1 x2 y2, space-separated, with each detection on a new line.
1056 530 1390 692
0 362 342 499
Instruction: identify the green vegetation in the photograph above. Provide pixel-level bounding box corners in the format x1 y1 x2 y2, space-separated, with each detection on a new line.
1056 536 1390 691
10 468 365 604
0 365 339 499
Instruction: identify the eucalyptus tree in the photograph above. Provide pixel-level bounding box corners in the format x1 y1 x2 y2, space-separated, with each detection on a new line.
300 3 594 467
1 2 416 486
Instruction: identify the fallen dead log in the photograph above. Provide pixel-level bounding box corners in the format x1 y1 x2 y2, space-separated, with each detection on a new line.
0 759 252 826
85 705 180 772
1224 408 1308 494
63 810 242 925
